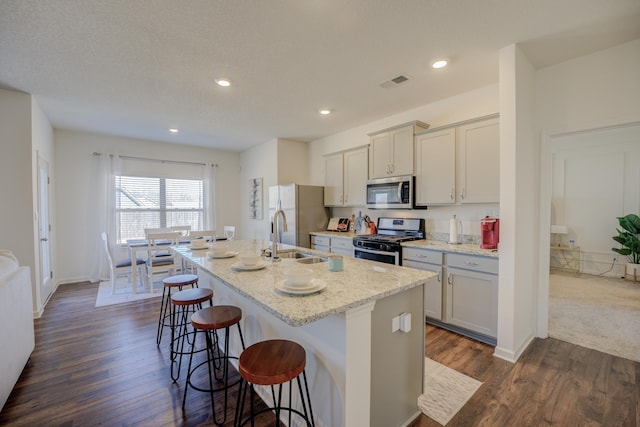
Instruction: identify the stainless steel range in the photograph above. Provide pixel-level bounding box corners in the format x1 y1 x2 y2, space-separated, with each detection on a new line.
353 217 425 265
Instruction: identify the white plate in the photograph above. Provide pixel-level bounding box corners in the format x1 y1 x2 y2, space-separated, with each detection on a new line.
276 279 326 295
190 245 208 250
231 259 269 271
207 251 238 259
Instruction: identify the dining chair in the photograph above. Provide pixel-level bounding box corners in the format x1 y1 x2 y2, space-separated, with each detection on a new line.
146 231 181 292
101 232 147 295
188 230 217 242
223 225 235 241
169 225 191 237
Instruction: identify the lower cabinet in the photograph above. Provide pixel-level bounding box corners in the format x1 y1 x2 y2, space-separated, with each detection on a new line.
445 253 498 340
403 247 498 345
310 234 354 257
403 247 443 320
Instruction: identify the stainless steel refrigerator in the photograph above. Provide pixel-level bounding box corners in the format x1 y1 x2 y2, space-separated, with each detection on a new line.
269 184 329 248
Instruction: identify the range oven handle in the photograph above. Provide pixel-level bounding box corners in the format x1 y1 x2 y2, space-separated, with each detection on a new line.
354 246 400 265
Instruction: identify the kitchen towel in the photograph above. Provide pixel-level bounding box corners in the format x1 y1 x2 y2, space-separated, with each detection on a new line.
449 216 459 243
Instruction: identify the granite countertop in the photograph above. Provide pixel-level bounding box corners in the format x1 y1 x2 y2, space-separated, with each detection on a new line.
401 240 499 258
172 240 434 327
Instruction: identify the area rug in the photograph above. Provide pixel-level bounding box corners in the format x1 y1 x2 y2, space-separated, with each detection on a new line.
417 357 482 426
95 280 162 307
549 273 640 363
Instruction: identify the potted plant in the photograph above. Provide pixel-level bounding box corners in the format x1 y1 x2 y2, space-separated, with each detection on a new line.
612 213 640 281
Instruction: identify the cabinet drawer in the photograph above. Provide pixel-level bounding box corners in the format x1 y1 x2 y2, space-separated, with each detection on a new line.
311 235 330 247
331 237 353 250
446 253 498 275
403 247 443 264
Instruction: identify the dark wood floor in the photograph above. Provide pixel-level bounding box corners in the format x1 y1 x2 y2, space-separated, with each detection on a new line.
1 282 639 426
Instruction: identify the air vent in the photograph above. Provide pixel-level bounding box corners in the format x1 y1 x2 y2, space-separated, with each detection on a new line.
379 74 412 88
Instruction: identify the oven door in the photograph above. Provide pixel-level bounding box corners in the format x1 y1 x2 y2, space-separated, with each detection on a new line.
354 247 400 265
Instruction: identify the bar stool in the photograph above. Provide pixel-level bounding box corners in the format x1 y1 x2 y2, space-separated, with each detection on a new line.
183 305 246 425
169 287 214 381
235 339 315 427
156 274 198 346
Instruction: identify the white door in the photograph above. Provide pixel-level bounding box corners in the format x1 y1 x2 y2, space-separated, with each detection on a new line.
37 155 53 303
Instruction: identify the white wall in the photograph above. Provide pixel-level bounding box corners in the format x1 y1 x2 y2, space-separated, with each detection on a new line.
54 129 241 283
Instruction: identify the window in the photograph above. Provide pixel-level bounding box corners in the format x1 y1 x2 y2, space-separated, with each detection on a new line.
115 175 204 243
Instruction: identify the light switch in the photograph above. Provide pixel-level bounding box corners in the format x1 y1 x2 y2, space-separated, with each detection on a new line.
400 312 412 333
391 315 400 333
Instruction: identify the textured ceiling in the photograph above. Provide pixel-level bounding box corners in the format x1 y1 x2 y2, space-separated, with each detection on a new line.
1 0 639 151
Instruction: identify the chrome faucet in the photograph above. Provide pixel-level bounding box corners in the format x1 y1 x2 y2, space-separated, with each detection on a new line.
272 207 288 261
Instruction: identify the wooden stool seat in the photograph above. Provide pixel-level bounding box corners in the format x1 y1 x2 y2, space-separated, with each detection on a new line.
183 304 245 425
190 305 242 331
239 339 306 386
163 273 198 287
170 287 213 306
236 339 315 426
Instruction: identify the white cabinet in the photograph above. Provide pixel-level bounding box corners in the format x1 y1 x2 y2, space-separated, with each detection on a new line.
414 114 499 206
415 128 456 206
324 146 368 207
330 236 354 257
457 116 500 203
310 234 354 257
403 247 443 320
445 253 498 339
310 235 330 252
368 121 429 179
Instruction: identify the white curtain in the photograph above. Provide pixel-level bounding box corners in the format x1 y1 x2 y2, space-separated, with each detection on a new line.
88 154 121 282
202 163 217 232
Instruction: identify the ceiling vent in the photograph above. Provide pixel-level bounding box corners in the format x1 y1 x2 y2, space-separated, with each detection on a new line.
379 74 412 88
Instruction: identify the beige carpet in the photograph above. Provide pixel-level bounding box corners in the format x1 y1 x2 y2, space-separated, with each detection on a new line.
549 273 640 363
95 279 162 307
418 357 482 426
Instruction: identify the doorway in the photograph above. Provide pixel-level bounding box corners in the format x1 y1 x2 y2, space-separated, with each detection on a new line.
543 121 640 358
37 154 53 304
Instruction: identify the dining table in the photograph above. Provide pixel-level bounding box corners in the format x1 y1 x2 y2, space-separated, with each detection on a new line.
126 236 223 293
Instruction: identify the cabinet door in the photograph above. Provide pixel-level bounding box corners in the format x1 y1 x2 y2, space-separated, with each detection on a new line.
323 153 344 206
445 267 498 338
415 128 456 205
457 118 500 203
404 259 442 320
390 125 415 176
370 132 391 178
343 147 368 206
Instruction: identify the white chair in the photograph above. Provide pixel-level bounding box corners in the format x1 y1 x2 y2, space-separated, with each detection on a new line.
169 225 191 237
146 231 181 292
188 230 217 243
223 225 236 241
101 232 147 295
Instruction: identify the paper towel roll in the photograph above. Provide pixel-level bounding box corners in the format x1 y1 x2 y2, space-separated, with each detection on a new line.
449 216 459 244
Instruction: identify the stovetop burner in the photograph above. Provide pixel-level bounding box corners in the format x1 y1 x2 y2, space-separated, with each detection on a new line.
352 217 425 250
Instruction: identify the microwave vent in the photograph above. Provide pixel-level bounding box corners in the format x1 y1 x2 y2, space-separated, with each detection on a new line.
379 74 412 88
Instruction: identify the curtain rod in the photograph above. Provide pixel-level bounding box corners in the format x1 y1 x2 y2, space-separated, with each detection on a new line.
93 152 218 167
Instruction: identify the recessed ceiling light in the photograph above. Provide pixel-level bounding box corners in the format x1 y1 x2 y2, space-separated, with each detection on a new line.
168 128 179 133
319 109 332 115
215 78 231 87
432 60 448 69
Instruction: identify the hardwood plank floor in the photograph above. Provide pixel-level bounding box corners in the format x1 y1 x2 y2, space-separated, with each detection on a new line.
411 325 640 427
1 282 639 426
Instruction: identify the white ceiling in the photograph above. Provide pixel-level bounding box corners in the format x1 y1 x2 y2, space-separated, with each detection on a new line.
1 1 639 152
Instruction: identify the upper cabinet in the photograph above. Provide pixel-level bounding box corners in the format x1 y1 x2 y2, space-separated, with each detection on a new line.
415 114 499 206
368 121 429 179
324 146 368 207
457 116 500 204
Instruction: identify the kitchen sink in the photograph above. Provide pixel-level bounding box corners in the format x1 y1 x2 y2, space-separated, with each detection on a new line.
275 249 328 263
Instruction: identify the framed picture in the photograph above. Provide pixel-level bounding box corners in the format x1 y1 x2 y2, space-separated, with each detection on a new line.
249 177 263 220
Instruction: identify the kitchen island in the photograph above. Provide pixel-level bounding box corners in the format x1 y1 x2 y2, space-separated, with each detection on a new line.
173 240 436 427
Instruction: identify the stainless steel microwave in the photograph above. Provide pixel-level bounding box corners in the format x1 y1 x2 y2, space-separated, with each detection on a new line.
366 175 414 209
